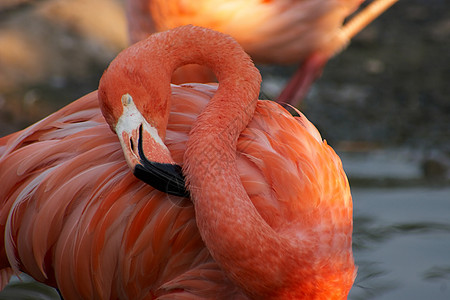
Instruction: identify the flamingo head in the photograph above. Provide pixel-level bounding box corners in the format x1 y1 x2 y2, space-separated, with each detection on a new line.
98 43 189 197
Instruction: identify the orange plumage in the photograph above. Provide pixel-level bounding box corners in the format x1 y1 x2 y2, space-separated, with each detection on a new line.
0 26 355 299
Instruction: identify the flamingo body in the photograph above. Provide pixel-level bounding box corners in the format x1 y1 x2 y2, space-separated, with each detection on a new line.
127 0 362 87
0 86 354 299
128 0 362 63
126 0 398 104
0 26 355 299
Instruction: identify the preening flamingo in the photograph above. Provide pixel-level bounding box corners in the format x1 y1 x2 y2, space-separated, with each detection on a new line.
126 0 398 105
0 25 355 299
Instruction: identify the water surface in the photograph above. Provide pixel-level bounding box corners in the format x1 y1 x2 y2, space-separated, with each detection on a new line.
350 187 450 299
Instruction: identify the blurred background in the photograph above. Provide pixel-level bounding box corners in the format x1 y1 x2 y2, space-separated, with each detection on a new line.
0 0 449 299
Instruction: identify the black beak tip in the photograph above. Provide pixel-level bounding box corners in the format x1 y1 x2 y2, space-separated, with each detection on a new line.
134 123 189 197
134 162 190 198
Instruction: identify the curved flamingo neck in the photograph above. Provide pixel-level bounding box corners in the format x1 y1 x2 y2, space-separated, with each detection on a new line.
128 26 283 295
166 29 303 297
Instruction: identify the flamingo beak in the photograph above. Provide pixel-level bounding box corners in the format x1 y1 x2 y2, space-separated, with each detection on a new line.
115 94 189 198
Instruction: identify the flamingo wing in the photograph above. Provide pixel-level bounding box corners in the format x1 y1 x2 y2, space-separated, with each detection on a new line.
0 90 239 299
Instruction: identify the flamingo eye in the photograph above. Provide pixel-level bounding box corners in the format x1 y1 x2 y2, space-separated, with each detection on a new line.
121 94 133 106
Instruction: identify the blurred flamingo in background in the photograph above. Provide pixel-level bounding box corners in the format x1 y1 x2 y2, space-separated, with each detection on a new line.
0 26 355 298
126 0 398 106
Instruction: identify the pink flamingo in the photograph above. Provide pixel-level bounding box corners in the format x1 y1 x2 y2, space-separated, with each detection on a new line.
0 25 355 299
125 0 398 105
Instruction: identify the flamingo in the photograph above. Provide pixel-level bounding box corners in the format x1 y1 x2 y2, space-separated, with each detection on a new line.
125 0 399 105
0 25 355 299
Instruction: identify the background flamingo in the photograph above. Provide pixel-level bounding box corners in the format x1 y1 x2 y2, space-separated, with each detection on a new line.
0 25 355 298
125 0 398 105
